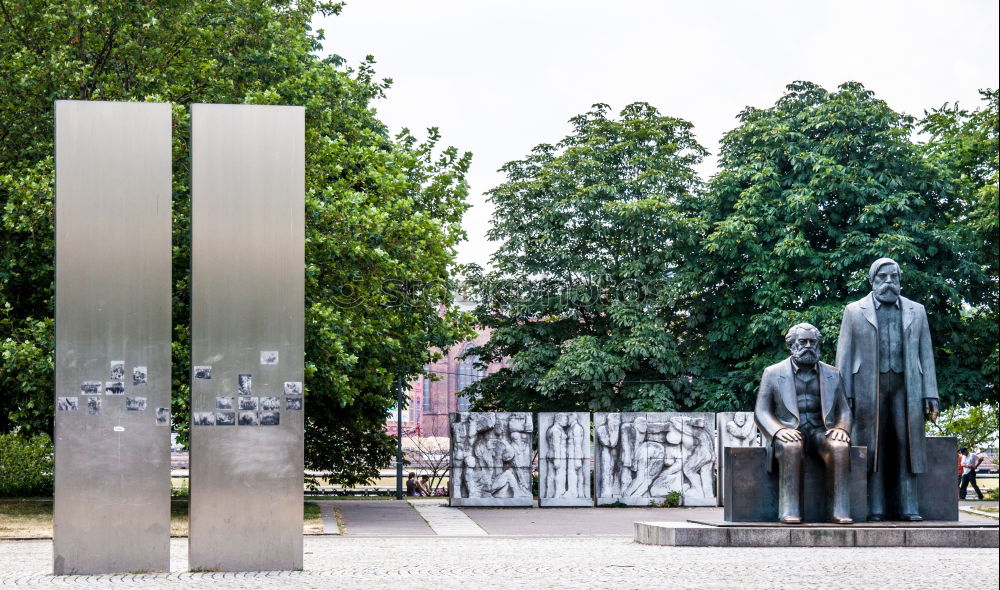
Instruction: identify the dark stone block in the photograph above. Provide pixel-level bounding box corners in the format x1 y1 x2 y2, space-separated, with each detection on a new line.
855 528 906 546
724 446 867 523
789 528 855 547
904 528 969 547
916 436 958 521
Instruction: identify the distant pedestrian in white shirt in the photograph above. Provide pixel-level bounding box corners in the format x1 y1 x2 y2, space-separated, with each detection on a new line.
959 447 984 500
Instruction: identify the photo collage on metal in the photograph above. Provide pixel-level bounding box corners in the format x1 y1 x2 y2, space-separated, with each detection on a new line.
57 361 169 425
191 354 302 427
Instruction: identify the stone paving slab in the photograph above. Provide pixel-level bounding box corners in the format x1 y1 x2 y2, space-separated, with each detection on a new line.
330 500 434 536
1 537 997 589
408 499 487 536
460 506 725 536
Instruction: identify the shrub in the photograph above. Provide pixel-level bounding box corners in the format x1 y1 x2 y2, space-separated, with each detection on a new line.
650 490 684 508
0 432 54 496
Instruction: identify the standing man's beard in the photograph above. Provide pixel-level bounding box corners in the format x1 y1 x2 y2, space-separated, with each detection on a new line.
875 283 900 303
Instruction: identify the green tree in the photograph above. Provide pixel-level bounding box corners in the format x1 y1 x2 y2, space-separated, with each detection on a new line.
0 0 473 484
463 103 707 412
920 89 998 403
928 403 1000 451
688 81 993 411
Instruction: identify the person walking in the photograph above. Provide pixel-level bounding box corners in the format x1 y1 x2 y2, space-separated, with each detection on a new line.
959 448 984 500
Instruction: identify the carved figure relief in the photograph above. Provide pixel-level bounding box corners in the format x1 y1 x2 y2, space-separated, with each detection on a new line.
449 412 534 506
719 412 761 448
595 412 717 506
538 412 590 506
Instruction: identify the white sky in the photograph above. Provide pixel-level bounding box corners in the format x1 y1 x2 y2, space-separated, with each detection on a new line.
314 0 1000 268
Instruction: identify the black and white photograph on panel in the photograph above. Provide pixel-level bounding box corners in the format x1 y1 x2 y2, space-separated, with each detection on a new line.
216 396 235 410
110 360 125 380
215 411 236 426
105 381 125 395
132 366 147 385
237 373 252 395
125 396 147 411
80 381 102 394
260 411 280 426
260 396 280 411
238 411 259 426
57 397 79 411
283 381 302 395
86 396 101 415
193 412 215 426
285 396 302 411
238 396 258 411
155 407 170 425
194 365 212 379
260 350 279 365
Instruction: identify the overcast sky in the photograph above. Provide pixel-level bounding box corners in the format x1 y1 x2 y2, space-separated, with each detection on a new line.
314 0 999 268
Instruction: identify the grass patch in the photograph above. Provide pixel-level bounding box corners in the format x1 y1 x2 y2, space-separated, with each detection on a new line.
0 499 52 538
2 498 328 538
303 502 323 534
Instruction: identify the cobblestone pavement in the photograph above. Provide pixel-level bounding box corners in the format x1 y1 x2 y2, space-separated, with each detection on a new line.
2 536 997 589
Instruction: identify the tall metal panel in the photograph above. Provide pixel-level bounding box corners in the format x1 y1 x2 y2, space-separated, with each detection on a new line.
189 104 305 571
53 100 172 575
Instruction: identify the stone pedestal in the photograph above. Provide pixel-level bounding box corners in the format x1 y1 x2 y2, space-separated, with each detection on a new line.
635 521 998 547
723 446 868 523
716 412 762 506
915 436 959 521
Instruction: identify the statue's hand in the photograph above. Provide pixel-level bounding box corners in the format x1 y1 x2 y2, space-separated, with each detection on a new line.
924 398 940 423
826 428 850 443
775 428 802 443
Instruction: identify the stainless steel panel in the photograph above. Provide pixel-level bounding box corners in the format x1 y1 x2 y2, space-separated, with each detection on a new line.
53 100 172 575
188 104 304 572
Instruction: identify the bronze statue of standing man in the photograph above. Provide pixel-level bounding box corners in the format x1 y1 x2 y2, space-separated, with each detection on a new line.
836 258 940 521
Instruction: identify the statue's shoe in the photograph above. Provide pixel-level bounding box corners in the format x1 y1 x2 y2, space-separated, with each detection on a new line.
830 516 853 525
900 513 923 522
868 514 885 522
779 515 802 524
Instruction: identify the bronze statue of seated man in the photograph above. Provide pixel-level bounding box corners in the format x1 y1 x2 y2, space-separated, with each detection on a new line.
755 322 853 524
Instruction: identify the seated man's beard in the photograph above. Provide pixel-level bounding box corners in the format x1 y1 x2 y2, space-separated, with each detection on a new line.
793 349 818 365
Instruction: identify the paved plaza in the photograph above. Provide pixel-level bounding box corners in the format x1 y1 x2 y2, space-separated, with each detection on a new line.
2 500 997 589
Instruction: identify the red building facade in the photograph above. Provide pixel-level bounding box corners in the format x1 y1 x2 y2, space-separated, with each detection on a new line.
386 326 503 438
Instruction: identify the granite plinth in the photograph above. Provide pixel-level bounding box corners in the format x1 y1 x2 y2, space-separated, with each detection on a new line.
450 496 534 507
634 521 999 547
723 446 867 522
914 436 959 521
539 497 593 507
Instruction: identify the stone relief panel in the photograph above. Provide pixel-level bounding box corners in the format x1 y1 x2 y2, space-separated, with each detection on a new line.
449 412 534 507
717 411 762 507
595 412 717 506
718 411 761 448
538 412 591 507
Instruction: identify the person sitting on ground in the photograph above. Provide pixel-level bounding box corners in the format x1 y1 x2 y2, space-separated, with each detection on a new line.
416 475 432 496
406 472 418 497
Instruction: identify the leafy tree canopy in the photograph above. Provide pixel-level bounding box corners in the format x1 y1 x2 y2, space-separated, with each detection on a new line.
688 81 993 410
463 103 707 412
0 0 473 485
919 89 998 400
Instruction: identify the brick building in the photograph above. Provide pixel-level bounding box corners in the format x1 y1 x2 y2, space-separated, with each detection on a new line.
386 301 503 437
